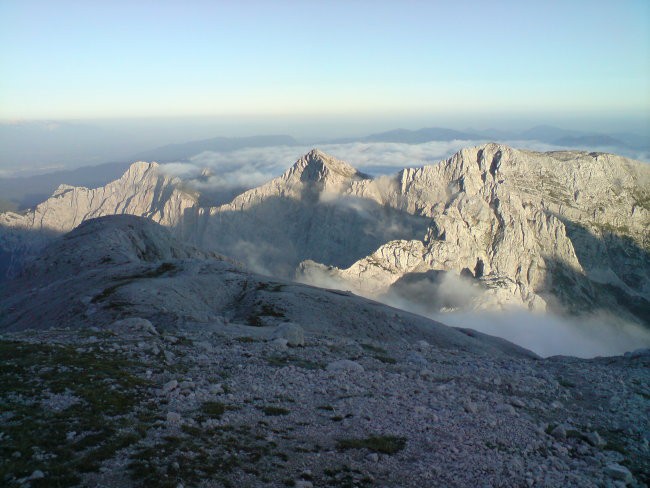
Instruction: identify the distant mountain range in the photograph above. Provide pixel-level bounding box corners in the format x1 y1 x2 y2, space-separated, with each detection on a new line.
353 124 647 151
0 125 647 210
1 145 648 337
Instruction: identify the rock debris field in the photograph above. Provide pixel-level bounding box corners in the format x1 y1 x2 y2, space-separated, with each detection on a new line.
1 318 648 487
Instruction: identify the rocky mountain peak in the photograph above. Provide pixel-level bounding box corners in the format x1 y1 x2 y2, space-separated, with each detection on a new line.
127 160 159 173
288 149 370 184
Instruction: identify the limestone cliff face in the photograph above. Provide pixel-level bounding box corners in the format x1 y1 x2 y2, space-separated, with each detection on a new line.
1 145 648 324
187 149 429 275
299 144 650 321
0 162 197 277
1 162 196 233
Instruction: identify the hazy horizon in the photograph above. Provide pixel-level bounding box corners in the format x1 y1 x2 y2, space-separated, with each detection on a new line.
1 114 649 178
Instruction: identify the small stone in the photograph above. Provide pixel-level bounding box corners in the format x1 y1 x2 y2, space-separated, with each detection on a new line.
510 398 525 408
419 368 434 378
271 323 304 347
110 317 158 335
366 452 379 462
166 412 181 424
406 352 428 366
551 424 567 439
496 403 516 415
163 380 178 393
270 338 289 350
464 402 478 414
585 431 606 448
209 383 224 394
604 463 633 484
295 481 313 488
326 359 364 373
179 380 195 390
29 470 45 480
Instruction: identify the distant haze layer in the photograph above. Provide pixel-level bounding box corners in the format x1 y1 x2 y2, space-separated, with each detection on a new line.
1 118 648 178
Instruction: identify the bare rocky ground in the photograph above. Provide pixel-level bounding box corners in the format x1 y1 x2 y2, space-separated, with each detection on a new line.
1 216 648 487
1 320 648 488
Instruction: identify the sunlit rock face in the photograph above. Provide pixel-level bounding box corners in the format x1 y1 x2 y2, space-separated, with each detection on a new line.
296 144 650 324
1 144 648 325
0 162 198 277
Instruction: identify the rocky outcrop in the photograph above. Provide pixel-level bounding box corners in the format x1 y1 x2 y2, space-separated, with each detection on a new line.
0 162 197 277
187 149 430 275
1 145 648 324
298 144 650 322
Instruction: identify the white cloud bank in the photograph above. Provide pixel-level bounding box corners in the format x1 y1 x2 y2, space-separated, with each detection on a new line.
160 139 649 194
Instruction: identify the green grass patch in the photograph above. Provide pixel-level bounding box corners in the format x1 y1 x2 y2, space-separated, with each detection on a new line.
557 378 576 388
91 263 178 304
201 401 227 418
373 355 397 364
259 406 290 416
266 355 323 370
0 340 151 486
360 343 388 354
336 435 406 454
128 424 280 488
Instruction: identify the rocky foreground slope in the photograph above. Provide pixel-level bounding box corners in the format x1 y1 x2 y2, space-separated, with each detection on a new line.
1 144 648 327
0 215 648 487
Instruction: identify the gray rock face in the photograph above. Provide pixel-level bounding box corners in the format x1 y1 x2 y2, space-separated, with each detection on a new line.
0 215 535 361
0 162 197 277
271 323 305 347
297 145 650 324
187 149 430 275
110 317 158 336
1 145 648 326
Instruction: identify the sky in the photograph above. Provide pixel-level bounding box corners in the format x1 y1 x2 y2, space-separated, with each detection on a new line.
1 0 649 125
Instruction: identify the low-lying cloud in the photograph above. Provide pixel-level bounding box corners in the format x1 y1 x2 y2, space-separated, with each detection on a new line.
160 139 649 200
299 267 650 358
159 140 495 203
434 310 650 359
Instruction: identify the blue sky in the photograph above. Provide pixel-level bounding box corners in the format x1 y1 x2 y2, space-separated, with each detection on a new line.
1 0 649 123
